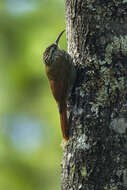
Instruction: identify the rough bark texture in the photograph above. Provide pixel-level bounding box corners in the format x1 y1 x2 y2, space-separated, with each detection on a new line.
61 1 127 190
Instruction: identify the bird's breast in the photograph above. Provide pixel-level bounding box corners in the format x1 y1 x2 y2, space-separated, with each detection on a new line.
46 55 68 81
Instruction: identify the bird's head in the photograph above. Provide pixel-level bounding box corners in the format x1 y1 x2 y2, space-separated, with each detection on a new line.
43 30 65 65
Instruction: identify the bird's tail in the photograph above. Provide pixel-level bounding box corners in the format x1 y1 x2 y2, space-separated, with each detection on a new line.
59 102 68 141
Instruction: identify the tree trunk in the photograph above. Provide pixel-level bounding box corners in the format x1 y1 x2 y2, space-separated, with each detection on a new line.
61 1 127 190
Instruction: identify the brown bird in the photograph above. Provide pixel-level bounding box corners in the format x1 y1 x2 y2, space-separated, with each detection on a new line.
43 30 76 141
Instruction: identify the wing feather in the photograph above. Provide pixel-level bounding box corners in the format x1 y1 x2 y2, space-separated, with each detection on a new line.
49 80 66 103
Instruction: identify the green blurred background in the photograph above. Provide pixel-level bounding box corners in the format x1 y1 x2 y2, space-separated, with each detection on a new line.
0 0 66 189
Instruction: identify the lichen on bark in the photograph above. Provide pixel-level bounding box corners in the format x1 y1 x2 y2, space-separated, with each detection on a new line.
61 0 127 190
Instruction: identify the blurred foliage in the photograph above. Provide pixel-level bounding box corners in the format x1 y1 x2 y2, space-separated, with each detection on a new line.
0 0 66 189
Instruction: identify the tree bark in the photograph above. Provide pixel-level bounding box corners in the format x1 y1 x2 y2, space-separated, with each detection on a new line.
61 1 127 190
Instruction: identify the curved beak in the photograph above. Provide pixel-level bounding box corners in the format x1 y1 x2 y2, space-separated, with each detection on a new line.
55 30 65 45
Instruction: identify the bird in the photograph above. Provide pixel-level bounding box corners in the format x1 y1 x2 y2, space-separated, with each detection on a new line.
43 30 76 141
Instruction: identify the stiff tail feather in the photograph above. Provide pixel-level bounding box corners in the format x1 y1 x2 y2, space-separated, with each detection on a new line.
59 103 68 141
